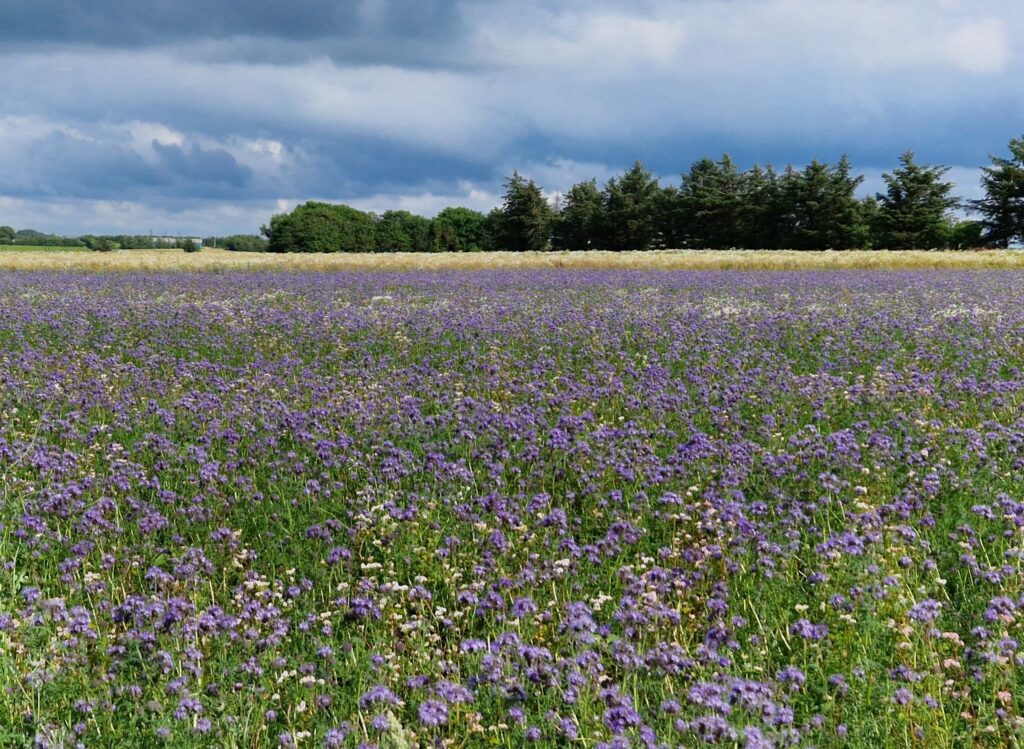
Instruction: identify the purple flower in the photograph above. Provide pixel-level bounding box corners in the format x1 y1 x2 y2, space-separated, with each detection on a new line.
433 680 473 704
603 705 642 734
907 599 942 623
892 688 914 706
511 597 538 618
559 717 579 739
324 723 351 748
777 666 806 690
790 618 829 641
359 686 401 709
418 700 448 727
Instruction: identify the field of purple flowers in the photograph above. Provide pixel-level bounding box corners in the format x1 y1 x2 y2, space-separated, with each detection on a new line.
1 271 1023 748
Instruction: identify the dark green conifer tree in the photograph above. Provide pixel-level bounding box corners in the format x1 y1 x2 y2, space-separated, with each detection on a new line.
552 179 604 251
778 156 866 249
501 171 552 252
601 161 661 251
971 136 1024 247
875 151 959 249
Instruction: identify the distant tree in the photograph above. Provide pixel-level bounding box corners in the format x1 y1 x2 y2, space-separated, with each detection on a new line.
15 229 46 243
950 219 985 250
652 184 682 249
429 207 489 252
263 201 376 253
778 156 866 249
858 196 882 249
501 171 552 251
552 179 604 251
676 155 745 249
971 136 1024 247
220 235 268 252
12 229 77 247
0 225 14 244
737 165 785 249
481 208 505 252
92 237 117 252
182 238 200 253
374 211 432 252
601 161 661 251
873 151 959 249
107 235 160 249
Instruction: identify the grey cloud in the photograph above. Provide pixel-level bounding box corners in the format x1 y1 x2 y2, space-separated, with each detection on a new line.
0 0 471 66
7 130 163 199
151 142 252 189
1 128 254 201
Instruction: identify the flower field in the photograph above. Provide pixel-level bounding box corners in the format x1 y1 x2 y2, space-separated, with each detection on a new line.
1 270 1023 748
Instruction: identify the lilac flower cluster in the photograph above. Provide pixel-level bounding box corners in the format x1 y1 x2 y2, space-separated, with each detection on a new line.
0 270 1023 746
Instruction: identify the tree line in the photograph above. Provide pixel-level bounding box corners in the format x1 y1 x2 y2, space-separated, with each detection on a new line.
4 137 1021 253
0 228 82 247
263 137 1024 252
0 228 209 251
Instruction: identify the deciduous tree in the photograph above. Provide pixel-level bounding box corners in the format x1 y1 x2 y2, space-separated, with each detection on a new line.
263 201 376 253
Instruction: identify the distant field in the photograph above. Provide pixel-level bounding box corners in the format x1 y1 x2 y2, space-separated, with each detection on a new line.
0 245 88 253
0 247 1023 271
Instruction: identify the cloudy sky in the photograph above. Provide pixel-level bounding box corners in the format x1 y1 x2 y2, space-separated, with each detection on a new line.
1 0 1021 235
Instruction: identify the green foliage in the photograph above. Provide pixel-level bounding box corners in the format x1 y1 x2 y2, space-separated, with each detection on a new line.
374 211 432 253
182 238 200 253
90 237 117 252
0 225 14 244
9 229 81 247
857 197 882 249
950 219 985 250
874 151 959 249
778 156 867 249
500 171 552 251
482 208 505 252
552 179 605 251
971 135 1024 248
738 165 786 249
651 185 682 249
219 235 269 252
676 155 746 249
429 207 490 252
601 161 661 251
264 201 376 253
81 235 194 250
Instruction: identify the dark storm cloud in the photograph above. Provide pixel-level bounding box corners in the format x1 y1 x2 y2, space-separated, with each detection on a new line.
0 0 470 66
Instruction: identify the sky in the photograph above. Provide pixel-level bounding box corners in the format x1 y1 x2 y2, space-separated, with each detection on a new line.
0 0 1021 236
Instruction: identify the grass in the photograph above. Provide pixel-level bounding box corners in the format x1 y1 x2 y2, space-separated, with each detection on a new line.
0 247 1022 271
0 245 89 253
